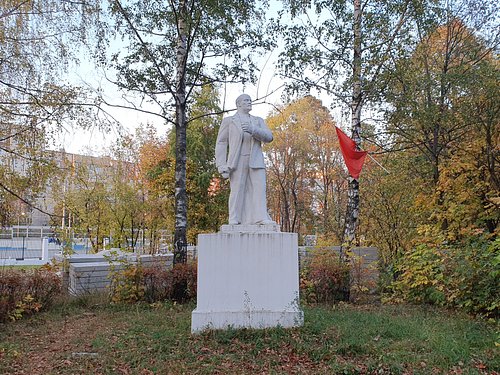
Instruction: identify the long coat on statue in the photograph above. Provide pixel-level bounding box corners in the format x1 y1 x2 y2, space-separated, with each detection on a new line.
215 114 273 171
215 113 273 224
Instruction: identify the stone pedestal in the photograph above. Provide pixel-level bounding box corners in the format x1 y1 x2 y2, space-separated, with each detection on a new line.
191 224 303 333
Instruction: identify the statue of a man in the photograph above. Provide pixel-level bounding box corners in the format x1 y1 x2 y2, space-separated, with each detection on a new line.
215 94 275 225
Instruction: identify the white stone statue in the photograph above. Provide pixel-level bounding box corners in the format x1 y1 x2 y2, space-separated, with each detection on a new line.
215 94 275 225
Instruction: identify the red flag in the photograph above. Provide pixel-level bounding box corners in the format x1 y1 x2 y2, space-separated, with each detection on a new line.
335 127 368 179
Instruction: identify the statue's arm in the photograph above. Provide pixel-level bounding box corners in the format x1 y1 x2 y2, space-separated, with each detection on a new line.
215 118 229 169
252 117 273 143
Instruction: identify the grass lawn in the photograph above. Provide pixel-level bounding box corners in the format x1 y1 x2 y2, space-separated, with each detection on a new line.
0 298 498 374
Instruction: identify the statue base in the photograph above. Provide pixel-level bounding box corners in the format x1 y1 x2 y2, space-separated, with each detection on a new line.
191 225 303 333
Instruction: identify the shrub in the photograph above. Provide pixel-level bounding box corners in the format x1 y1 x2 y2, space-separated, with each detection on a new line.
0 265 62 322
168 261 197 302
443 238 499 317
143 261 197 303
143 264 170 303
109 260 197 304
390 244 446 305
300 249 350 304
108 262 145 304
390 237 499 318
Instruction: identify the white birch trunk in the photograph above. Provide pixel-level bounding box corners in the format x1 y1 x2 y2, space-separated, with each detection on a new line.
343 0 363 251
340 0 363 301
173 0 188 266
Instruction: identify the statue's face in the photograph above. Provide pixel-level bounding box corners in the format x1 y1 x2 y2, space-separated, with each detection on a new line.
237 95 252 112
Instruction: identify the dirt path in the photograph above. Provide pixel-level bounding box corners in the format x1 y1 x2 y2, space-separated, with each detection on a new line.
1 311 127 374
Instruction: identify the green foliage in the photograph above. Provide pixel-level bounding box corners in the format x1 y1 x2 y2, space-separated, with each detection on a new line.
443 238 499 316
8 294 42 322
390 243 446 305
300 249 350 304
360 152 421 270
184 86 229 239
390 237 499 317
277 0 419 102
52 141 153 252
110 1 273 102
108 261 145 304
0 265 62 322
57 162 113 253
140 85 229 243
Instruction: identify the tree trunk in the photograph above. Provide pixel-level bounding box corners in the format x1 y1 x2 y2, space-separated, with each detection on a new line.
343 0 363 250
340 0 362 302
173 0 188 266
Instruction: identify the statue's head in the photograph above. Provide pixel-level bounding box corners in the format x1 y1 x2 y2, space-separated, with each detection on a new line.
236 94 252 112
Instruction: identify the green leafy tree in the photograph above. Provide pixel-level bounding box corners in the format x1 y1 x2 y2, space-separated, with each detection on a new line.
183 85 229 239
162 85 229 242
108 136 148 250
58 160 113 252
360 150 421 275
108 0 273 265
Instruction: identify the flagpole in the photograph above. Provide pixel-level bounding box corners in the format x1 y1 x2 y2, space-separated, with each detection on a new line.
367 153 390 174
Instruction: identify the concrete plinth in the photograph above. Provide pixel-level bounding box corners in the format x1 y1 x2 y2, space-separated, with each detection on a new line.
191 225 303 333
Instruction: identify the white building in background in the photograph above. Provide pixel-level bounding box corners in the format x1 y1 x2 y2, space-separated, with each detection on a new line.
0 143 136 258
0 140 125 231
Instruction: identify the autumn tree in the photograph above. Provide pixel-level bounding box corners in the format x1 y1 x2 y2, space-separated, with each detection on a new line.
55 156 113 252
359 150 421 271
276 0 420 249
136 126 174 252
266 96 346 240
51 143 151 253
108 137 148 250
383 1 499 237
385 16 498 185
362 1 500 304
108 0 273 265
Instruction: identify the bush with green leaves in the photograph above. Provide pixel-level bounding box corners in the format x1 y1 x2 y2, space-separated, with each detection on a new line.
390 237 499 317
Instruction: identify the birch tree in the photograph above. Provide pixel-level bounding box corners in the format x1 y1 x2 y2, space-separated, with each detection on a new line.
108 0 272 265
277 0 419 249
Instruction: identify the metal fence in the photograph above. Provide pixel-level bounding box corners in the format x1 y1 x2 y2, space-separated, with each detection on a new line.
0 237 62 260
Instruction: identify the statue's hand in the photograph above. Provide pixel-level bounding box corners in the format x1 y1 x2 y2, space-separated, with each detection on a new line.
218 166 230 179
241 122 255 135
